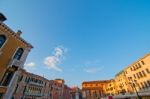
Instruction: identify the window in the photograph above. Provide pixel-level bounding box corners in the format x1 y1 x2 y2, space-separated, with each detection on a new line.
141 61 145 65
2 71 14 86
136 73 140 79
13 48 24 60
135 64 138 69
147 80 150 86
140 82 144 89
0 35 6 48
142 70 146 77
133 74 136 79
138 63 141 68
144 81 148 88
139 72 143 78
146 68 150 74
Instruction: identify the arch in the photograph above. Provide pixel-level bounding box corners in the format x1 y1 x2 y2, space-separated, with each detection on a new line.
13 48 24 60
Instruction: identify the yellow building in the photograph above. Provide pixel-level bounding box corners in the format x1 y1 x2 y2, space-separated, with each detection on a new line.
0 13 33 99
82 80 110 99
114 70 132 95
83 53 150 98
124 53 150 95
104 79 117 96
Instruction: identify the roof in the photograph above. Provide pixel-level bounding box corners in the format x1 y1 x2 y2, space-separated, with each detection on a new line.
0 21 33 48
82 80 111 84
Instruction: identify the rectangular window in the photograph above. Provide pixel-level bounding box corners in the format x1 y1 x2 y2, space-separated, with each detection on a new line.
142 70 146 76
144 81 148 88
139 72 143 78
136 73 140 79
141 61 145 65
147 80 150 86
138 63 141 68
133 66 136 70
141 82 144 89
135 64 138 69
133 74 136 79
146 68 150 74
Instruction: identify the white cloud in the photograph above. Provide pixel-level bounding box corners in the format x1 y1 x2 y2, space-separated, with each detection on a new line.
43 46 67 72
25 62 36 67
24 62 36 72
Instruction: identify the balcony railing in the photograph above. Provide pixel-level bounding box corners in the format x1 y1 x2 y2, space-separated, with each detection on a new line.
8 59 24 68
24 92 43 97
28 81 45 87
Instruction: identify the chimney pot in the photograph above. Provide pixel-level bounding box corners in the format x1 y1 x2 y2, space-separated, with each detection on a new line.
16 30 22 36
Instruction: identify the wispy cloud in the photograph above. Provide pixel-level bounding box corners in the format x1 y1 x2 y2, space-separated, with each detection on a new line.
43 46 67 72
25 62 36 67
83 59 104 73
84 67 103 73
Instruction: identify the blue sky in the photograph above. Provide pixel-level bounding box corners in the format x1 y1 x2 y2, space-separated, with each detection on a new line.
1 0 150 87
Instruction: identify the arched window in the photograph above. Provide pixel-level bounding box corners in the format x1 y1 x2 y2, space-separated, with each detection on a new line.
13 48 24 60
0 35 6 48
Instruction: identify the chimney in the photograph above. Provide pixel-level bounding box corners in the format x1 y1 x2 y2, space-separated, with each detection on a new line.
16 30 22 36
0 13 7 22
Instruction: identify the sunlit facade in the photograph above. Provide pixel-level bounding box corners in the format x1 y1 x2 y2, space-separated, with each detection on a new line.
124 53 150 94
0 13 33 99
83 53 150 98
82 80 110 99
104 79 117 96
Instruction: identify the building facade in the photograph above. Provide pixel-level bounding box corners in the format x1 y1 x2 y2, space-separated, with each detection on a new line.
82 53 150 99
0 13 33 99
104 79 117 96
124 53 150 96
12 69 72 99
70 86 82 99
82 80 110 99
13 69 52 99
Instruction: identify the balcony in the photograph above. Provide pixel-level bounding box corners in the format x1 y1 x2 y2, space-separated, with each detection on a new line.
0 86 7 93
8 59 24 68
24 92 43 97
28 81 45 87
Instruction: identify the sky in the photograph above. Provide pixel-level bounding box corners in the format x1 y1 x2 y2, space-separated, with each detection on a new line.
1 0 150 87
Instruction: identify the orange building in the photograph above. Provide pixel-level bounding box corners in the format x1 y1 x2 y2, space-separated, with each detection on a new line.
82 80 110 99
0 13 33 99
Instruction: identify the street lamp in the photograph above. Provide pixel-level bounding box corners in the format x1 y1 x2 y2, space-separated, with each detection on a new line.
128 77 141 99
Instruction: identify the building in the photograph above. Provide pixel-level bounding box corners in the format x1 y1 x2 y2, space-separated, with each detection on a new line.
63 85 71 99
104 79 117 96
12 69 72 99
12 69 52 99
82 80 110 99
124 53 150 96
114 71 131 95
0 13 33 99
70 86 82 99
82 53 150 99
